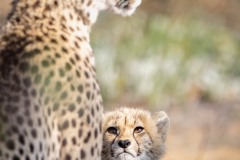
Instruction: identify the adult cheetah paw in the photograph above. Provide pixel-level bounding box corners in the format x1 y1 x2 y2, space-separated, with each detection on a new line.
108 0 142 16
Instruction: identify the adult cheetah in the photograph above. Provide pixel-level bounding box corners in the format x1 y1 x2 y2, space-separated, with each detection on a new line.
0 0 141 159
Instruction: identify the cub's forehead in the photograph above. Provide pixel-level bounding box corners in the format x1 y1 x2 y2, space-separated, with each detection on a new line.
103 107 151 127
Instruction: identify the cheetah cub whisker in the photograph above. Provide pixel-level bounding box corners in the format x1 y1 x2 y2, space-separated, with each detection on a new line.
102 107 170 160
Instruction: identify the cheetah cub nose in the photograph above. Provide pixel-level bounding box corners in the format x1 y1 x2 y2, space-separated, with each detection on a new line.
118 140 131 148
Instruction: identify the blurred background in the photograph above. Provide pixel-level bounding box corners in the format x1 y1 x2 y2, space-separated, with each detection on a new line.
1 0 240 159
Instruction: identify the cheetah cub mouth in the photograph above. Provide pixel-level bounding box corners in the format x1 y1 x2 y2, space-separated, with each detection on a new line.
102 107 170 160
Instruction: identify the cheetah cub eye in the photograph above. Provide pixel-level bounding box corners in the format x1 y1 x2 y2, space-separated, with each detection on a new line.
107 127 118 135
134 126 144 133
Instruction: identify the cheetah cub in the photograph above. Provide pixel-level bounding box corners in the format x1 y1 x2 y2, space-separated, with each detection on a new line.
102 107 170 160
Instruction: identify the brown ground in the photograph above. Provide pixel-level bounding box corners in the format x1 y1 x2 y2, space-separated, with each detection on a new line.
163 102 240 160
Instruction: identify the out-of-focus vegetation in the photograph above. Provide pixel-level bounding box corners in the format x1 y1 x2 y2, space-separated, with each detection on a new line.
93 13 240 105
92 0 240 106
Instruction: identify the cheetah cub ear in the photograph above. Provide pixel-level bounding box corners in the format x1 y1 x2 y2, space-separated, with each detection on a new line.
106 0 142 16
152 111 170 142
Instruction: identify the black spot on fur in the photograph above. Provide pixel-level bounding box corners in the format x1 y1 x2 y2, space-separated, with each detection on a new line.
31 65 38 74
78 129 83 138
72 137 77 145
53 103 60 111
69 104 76 112
6 140 15 150
59 68 65 77
94 128 98 138
55 81 62 92
34 74 42 84
62 138 67 147
62 47 68 54
77 85 84 93
29 143 34 153
23 77 31 87
78 108 84 118
60 91 68 100
71 119 77 127
80 149 86 159
16 116 24 125
19 62 30 73
65 62 72 71
41 60 49 67
61 120 69 130
84 131 91 143
84 71 89 79
76 96 82 104
12 155 20 160
31 129 37 138
66 154 71 160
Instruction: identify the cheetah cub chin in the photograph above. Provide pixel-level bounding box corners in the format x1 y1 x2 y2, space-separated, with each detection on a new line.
102 107 170 160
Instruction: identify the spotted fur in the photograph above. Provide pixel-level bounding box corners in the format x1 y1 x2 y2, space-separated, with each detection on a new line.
0 0 141 159
102 107 170 160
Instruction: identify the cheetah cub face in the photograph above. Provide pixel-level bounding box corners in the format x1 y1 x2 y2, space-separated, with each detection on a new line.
102 107 170 160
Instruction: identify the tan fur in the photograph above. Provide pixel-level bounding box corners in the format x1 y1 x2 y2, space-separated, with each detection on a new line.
102 107 170 160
